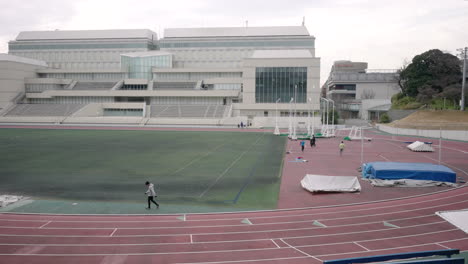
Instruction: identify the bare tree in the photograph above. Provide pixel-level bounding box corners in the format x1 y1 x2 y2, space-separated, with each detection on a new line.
361 89 376 99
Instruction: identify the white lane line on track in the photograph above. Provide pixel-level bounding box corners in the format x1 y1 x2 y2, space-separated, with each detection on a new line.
1 188 466 223
0 225 452 248
354 242 370 251
436 243 451 249
314 240 460 258
378 154 390 161
109 228 117 237
280 238 322 262
0 214 440 231
190 234 193 244
198 133 265 198
423 155 468 176
0 221 452 239
2 199 465 232
0 245 283 256
271 239 280 248
172 256 311 264
39 221 51 229
1 230 463 247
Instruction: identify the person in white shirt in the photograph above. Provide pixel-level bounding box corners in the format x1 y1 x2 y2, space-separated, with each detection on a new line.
145 181 159 209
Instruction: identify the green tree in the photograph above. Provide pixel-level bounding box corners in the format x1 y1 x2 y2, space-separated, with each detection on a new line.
398 49 462 98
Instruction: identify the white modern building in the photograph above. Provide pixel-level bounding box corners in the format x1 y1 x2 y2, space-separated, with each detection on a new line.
322 60 400 121
0 26 321 128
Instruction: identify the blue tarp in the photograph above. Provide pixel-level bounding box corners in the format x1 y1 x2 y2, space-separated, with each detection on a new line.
361 162 456 183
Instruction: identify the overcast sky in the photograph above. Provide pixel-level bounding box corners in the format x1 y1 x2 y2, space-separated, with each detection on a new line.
0 0 467 84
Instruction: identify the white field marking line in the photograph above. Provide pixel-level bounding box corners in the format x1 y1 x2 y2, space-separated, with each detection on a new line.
198 133 265 198
0 213 434 230
173 256 310 264
271 239 281 248
0 212 444 233
0 220 451 243
436 243 451 249
190 234 193 244
170 142 227 176
2 189 466 225
314 238 468 258
0 228 460 252
39 221 51 229
385 141 406 149
0 229 463 249
432 145 468 154
353 242 370 251
295 229 462 249
11 222 449 241
109 228 117 237
0 207 457 236
0 244 282 256
378 154 390 161
280 238 322 262
424 155 468 176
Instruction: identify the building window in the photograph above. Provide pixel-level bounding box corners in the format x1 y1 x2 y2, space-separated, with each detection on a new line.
255 67 307 103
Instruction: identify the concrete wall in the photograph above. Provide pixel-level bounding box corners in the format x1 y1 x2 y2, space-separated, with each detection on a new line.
356 82 400 100
0 60 45 108
377 124 468 141
360 99 391 120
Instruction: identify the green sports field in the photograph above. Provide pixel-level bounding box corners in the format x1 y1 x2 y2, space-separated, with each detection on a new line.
0 128 286 211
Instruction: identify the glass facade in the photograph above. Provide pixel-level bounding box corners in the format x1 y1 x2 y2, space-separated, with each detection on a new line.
255 67 307 103
121 54 172 79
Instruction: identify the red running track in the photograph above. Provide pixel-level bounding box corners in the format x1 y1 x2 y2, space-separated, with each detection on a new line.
0 186 467 264
0 126 467 263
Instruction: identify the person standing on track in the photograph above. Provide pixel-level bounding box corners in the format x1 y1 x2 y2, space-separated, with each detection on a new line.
310 135 316 148
339 141 345 156
145 181 159 209
300 140 305 152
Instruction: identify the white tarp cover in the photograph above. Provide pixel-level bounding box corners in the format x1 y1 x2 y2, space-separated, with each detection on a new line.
407 141 434 152
0 195 23 207
301 175 361 193
437 209 468 234
366 179 457 187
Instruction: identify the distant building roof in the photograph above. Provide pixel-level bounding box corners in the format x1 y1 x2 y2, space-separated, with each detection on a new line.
164 26 310 38
15 29 157 41
249 49 313 59
121 51 172 58
0 53 47 67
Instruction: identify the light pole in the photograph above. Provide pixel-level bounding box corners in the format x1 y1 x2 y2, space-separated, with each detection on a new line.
274 98 281 135
461 47 467 111
307 98 312 136
328 98 335 127
292 85 298 140
320 97 330 134
288 97 294 138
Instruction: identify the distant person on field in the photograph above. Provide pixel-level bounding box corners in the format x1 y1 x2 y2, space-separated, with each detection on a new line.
300 140 305 152
240 121 244 128
145 181 159 209
339 141 345 156
310 135 316 148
